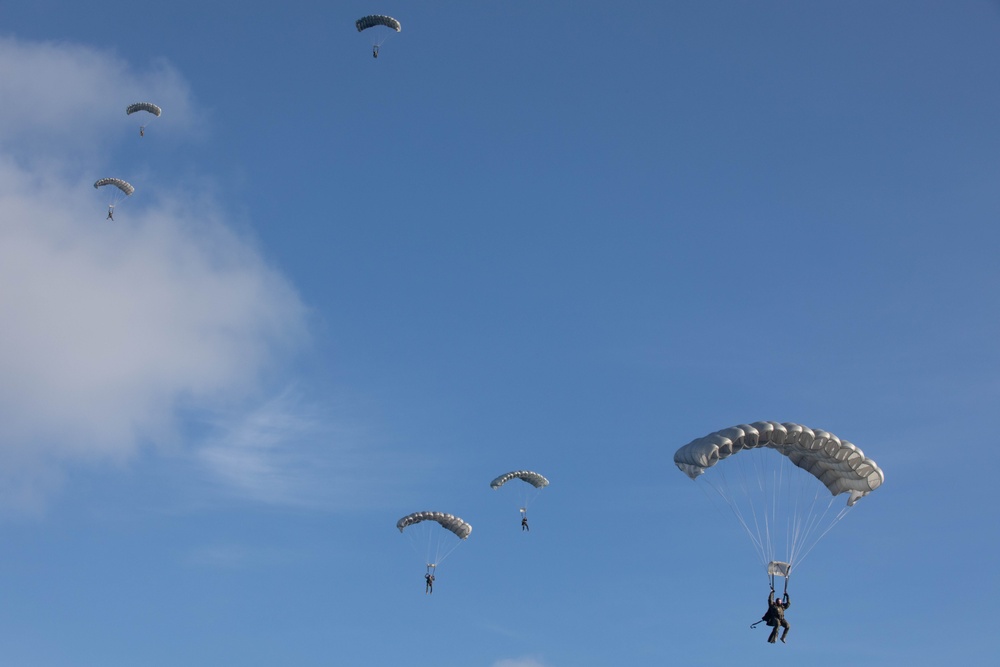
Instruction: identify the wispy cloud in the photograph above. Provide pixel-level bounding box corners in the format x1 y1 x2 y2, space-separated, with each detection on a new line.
192 389 382 509
0 38 333 511
182 542 304 570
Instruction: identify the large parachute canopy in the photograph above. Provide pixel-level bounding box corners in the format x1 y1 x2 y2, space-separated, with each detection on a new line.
355 15 401 32
674 421 883 577
125 102 162 117
674 421 883 506
490 470 550 490
396 511 471 539
93 178 135 197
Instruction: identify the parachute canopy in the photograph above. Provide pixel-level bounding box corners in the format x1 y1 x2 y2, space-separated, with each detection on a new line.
396 511 471 539
126 102 162 117
94 178 135 196
490 470 550 490
674 421 883 506
356 15 401 32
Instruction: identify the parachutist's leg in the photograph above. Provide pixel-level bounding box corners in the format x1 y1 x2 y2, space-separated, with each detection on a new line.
780 620 789 643
767 626 778 643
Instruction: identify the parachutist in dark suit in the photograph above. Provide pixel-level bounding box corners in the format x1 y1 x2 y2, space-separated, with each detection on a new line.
763 589 790 643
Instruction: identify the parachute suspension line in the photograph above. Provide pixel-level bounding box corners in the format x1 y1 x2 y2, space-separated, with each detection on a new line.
433 535 464 567
792 500 851 569
771 455 852 572
519 485 543 515
749 451 774 565
403 524 440 570
704 471 768 567
787 486 822 567
741 447 779 567
402 523 465 569
777 451 812 570
707 446 848 572
770 570 789 594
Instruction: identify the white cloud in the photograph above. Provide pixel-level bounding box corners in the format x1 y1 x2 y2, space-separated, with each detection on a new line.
0 38 315 510
192 389 379 509
0 36 197 155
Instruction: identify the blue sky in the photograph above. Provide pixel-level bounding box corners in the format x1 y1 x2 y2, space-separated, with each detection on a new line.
1 2 998 665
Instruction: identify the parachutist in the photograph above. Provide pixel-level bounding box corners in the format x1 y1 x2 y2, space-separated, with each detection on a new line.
761 589 790 644
424 572 435 594
106 206 114 221
521 514 529 531
373 45 379 58
127 102 161 136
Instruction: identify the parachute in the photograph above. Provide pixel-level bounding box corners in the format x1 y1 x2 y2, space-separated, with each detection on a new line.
356 15 401 57
674 421 883 579
126 102 162 117
94 178 135 197
491 470 549 526
94 178 135 218
396 511 472 539
397 511 471 573
126 102 161 136
490 470 550 490
355 15 401 32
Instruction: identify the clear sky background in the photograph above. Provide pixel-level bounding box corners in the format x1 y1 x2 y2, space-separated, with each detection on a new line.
1 2 998 665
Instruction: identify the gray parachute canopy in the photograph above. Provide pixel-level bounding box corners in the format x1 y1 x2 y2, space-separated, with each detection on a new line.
126 102 162 117
490 470 550 490
396 511 471 539
674 421 884 506
356 15 401 32
93 178 135 196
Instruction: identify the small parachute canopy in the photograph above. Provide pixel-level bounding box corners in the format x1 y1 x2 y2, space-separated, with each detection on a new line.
356 15 401 32
94 178 135 196
396 511 471 539
126 102 162 117
490 470 550 490
674 421 883 506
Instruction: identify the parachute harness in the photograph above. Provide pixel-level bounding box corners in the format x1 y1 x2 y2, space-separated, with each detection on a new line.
750 578 789 630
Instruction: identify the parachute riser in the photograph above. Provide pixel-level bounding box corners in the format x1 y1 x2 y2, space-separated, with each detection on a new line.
768 560 790 595
768 572 789 596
